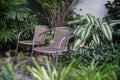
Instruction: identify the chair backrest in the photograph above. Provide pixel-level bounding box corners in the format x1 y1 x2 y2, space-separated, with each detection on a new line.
34 25 48 44
50 27 73 51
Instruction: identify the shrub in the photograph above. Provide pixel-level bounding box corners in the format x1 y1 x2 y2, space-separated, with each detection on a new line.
0 0 38 53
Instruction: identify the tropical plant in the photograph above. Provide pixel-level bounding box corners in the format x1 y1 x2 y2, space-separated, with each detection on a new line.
58 14 116 66
0 0 38 53
60 43 116 67
27 58 118 80
105 0 120 43
105 0 120 20
111 44 120 80
27 58 74 80
0 0 28 43
0 58 27 80
72 60 117 80
68 13 112 50
36 0 79 27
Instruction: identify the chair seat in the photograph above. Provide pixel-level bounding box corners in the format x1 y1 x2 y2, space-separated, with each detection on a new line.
33 47 66 53
18 40 42 45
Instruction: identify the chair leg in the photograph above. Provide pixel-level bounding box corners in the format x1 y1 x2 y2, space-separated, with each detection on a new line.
50 54 53 61
55 52 59 68
15 43 19 60
30 49 34 67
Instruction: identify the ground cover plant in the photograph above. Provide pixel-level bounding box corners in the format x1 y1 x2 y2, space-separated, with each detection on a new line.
0 57 119 80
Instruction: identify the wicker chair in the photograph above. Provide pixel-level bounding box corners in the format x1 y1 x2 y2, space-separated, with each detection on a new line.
15 25 48 57
31 27 73 67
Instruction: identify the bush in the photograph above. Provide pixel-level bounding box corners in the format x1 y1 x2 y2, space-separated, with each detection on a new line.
0 0 38 53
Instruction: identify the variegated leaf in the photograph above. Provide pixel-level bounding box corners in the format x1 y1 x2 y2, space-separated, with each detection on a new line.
101 22 112 41
93 34 100 45
86 14 95 25
76 26 85 36
81 23 93 40
67 19 81 25
74 25 85 36
95 18 102 28
109 20 120 26
73 25 80 35
73 39 85 50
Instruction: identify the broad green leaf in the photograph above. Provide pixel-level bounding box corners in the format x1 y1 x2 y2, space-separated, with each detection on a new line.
73 25 81 35
95 18 102 28
101 22 112 41
93 34 100 45
0 31 15 42
81 23 93 40
0 19 7 28
73 39 85 50
89 40 95 48
74 25 85 36
14 0 28 5
8 11 16 20
86 14 95 25
109 20 120 26
67 19 81 25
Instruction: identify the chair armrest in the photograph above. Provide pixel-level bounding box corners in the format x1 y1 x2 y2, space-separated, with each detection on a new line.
57 29 73 52
17 27 35 41
57 35 70 51
17 31 23 41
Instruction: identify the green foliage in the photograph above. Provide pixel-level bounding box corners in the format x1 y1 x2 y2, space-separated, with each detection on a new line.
105 0 120 20
0 59 14 80
0 58 26 80
0 30 15 42
0 57 119 80
60 43 115 67
114 50 120 80
35 0 78 27
105 0 120 43
68 14 112 50
72 60 117 80
27 58 118 80
0 0 38 52
61 13 119 67
0 0 27 43
0 0 38 42
27 58 74 80
36 0 60 14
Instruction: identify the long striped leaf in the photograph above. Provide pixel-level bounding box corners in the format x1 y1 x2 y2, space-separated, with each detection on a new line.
81 23 93 40
67 19 81 25
74 25 85 36
95 18 102 28
89 40 95 49
73 25 80 35
73 39 85 50
109 20 120 26
86 14 95 25
76 26 85 36
93 34 100 45
101 22 112 41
